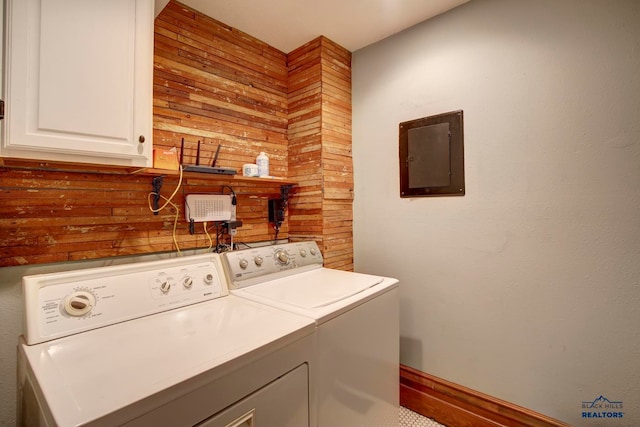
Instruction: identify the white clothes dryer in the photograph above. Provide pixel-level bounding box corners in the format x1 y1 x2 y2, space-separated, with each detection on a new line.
17 253 316 427
224 241 399 427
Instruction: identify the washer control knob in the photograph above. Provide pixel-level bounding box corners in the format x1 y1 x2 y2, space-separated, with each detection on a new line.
239 259 249 269
63 291 96 317
160 281 171 294
310 247 317 256
182 276 193 289
277 250 289 264
254 256 263 266
204 273 215 285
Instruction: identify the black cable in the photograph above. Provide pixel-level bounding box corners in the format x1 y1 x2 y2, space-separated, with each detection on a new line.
206 221 232 253
234 241 252 249
183 182 192 230
273 223 280 244
221 185 236 205
215 222 220 252
222 185 237 251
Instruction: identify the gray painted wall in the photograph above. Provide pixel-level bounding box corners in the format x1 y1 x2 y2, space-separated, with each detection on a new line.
352 0 640 425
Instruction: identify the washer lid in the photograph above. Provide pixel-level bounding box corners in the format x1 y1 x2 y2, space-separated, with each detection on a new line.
19 296 314 427
242 268 385 309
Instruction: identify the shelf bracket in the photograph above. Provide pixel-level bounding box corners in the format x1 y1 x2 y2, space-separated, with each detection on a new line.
151 176 164 215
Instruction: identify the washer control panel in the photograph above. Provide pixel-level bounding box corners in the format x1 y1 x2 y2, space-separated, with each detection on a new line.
22 254 229 345
223 241 323 288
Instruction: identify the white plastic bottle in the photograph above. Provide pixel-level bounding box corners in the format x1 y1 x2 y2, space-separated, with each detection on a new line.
256 152 269 177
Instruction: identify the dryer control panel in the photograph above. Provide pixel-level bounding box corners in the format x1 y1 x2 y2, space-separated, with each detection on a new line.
22 254 229 345
223 241 323 289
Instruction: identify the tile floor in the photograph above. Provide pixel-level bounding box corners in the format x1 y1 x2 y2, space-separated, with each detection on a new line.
399 406 447 427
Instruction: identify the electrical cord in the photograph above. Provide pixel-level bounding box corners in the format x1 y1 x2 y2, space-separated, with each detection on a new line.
208 222 223 253
206 221 236 253
203 222 213 250
273 224 280 243
221 185 237 205
147 165 184 255
222 185 237 251
271 186 290 244
184 187 192 231
234 241 253 249
272 199 287 244
148 165 184 212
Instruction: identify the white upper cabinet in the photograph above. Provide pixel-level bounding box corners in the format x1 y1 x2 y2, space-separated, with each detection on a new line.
2 0 153 167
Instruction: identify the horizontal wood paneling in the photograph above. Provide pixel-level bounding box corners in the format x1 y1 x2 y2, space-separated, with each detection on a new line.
287 37 324 252
0 1 291 267
320 37 353 270
0 2 353 267
153 0 289 178
152 0 292 254
0 166 286 266
287 36 353 270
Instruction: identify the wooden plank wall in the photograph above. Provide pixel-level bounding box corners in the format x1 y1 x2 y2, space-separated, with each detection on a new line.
287 40 325 245
0 1 353 269
320 40 354 270
152 1 292 245
0 167 287 266
288 37 353 270
153 1 289 175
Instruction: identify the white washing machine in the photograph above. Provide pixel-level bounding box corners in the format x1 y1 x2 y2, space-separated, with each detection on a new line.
223 241 399 427
17 253 316 427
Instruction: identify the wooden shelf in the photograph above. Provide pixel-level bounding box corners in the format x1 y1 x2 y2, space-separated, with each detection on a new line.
0 158 297 186
134 168 297 186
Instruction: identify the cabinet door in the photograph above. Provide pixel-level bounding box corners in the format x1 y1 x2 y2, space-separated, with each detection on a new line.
3 0 153 167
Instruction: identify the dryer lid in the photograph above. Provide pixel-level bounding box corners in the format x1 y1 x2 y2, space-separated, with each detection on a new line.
19 296 314 426
242 268 385 309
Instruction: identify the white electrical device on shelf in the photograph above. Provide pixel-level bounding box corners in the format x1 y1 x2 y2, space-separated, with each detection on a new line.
185 194 232 223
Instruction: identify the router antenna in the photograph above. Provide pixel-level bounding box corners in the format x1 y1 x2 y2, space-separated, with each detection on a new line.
212 144 221 167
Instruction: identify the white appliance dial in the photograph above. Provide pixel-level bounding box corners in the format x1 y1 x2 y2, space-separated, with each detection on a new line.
182 276 193 289
254 256 263 266
204 273 215 285
160 280 171 294
276 250 290 265
299 249 307 257
63 290 96 317
239 258 249 269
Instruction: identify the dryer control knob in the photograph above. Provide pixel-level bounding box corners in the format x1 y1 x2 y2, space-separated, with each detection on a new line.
182 276 193 289
63 291 96 317
299 249 307 257
239 259 249 269
204 273 215 285
277 250 289 264
254 256 263 266
310 247 317 256
160 281 171 294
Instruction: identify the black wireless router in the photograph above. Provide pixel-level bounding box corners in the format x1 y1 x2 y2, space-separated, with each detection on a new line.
181 140 236 175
